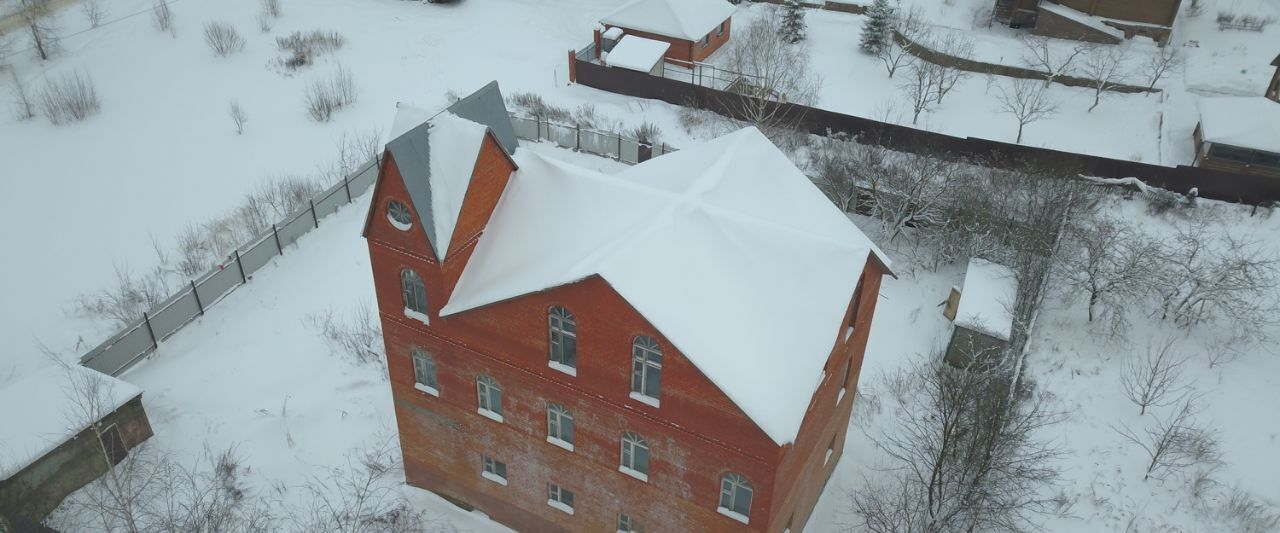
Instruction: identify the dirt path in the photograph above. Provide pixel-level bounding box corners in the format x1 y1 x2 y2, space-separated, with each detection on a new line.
0 0 81 38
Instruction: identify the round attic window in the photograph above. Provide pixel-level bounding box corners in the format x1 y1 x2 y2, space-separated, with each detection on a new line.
387 200 413 231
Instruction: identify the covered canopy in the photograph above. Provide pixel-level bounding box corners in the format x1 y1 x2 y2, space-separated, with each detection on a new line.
1198 97 1280 154
605 35 671 72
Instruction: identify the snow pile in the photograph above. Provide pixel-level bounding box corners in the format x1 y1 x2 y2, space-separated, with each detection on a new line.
605 35 671 72
601 0 736 41
953 258 1017 341
1196 96 1280 154
0 365 141 480
443 127 888 445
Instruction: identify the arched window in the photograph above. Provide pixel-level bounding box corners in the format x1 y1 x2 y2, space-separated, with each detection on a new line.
401 269 427 316
548 306 577 371
476 374 502 420
387 199 413 230
547 403 574 448
620 432 649 479
718 473 753 522
630 336 662 403
411 348 438 394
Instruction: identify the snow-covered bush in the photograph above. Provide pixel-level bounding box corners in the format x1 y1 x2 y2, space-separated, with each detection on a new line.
276 29 345 70
38 70 101 125
203 21 245 57
306 302 384 368
261 0 282 19
629 121 663 147
304 65 357 122
152 1 175 37
779 0 806 43
860 0 894 54
508 91 571 122
228 99 247 134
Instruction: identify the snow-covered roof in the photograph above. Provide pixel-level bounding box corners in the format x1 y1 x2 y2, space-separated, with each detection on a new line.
0 365 142 480
601 0 735 41
441 127 889 445
954 258 1018 342
602 26 624 40
605 35 671 72
1037 3 1127 39
384 82 519 261
1198 97 1280 154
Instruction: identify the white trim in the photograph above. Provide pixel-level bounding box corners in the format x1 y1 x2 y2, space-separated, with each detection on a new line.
618 465 649 482
629 391 660 408
837 387 846 404
825 447 834 466
844 325 854 342
414 383 440 397
548 360 578 377
717 507 749 524
477 408 504 423
547 436 575 452
404 308 430 325
481 471 508 486
388 212 413 231
547 499 575 515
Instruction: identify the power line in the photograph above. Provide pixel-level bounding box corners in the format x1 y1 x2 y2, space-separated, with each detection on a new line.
2 0 189 59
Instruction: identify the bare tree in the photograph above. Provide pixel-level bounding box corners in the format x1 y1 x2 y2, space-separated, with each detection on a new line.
870 151 963 242
930 33 972 104
18 0 60 61
994 78 1058 144
877 7 926 78
9 69 36 120
718 8 820 135
81 0 106 28
228 99 247 134
1114 395 1220 481
1154 219 1278 331
1058 214 1161 325
1143 46 1182 90
1019 35 1090 87
1119 337 1189 416
901 62 941 125
809 132 886 212
853 361 1062 533
1079 46 1129 112
152 1 176 37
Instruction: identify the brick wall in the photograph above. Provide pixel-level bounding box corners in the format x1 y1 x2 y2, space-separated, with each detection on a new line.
1032 7 1123 44
1053 0 1182 26
603 19 731 64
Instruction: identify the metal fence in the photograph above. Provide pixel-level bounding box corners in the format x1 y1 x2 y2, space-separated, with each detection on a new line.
510 115 677 164
81 157 382 377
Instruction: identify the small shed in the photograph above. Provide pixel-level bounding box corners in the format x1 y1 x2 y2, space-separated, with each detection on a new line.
1193 97 1280 178
604 35 672 76
945 258 1018 370
600 0 735 64
0 365 153 523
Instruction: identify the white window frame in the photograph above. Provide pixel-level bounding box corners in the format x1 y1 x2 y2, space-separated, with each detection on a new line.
548 306 577 376
717 473 752 524
481 455 507 486
476 374 503 422
411 348 439 396
630 336 662 406
619 432 649 482
618 513 643 532
547 483 575 515
701 34 710 48
387 199 413 230
716 21 725 37
547 403 574 451
401 269 428 324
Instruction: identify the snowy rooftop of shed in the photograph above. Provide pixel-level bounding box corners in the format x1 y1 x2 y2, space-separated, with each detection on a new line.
0 365 141 480
441 127 889 445
954 258 1018 342
605 35 671 72
1198 97 1280 154
601 0 735 41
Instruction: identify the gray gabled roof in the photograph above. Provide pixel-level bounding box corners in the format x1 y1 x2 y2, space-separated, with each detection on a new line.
383 81 517 260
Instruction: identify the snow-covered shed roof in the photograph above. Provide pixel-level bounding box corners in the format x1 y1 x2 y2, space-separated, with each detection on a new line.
601 0 735 41
605 35 671 72
954 258 1018 342
1198 97 1280 154
384 81 519 261
0 365 142 480
441 127 890 445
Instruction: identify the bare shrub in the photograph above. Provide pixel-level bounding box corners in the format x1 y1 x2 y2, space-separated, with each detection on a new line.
1143 46 1182 90
929 33 973 104
19 0 61 61
1058 213 1161 327
304 66 357 122
81 0 105 28
570 103 620 131
1119 337 1188 415
9 70 36 120
869 150 964 242
628 121 662 146
1079 45 1129 112
507 91 570 122
1219 487 1280 533
809 132 877 212
995 78 1058 144
257 13 273 33
228 100 247 134
203 22 245 57
876 6 925 78
1154 218 1278 331
261 0 282 18
306 302 385 367
276 29 345 70
77 263 173 326
1114 395 1220 481
900 62 940 125
38 70 101 125
320 129 382 182
152 1 176 37
1019 35 1090 87
719 7 820 136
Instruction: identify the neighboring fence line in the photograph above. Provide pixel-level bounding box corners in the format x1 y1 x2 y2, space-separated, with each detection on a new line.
572 57 1280 205
80 157 382 377
509 114 678 163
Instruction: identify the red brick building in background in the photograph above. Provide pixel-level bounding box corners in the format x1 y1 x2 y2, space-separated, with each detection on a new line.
598 0 735 64
363 82 891 532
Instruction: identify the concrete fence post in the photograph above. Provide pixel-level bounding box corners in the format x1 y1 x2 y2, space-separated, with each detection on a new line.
272 223 283 255
310 200 320 228
575 124 581 151
191 280 204 315
234 250 247 283
142 311 158 348
343 173 353 203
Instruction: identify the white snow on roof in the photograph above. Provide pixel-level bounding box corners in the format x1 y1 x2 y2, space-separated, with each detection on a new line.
1198 97 1280 154
1037 2 1126 40
389 102 433 141
0 365 142 480
601 0 735 41
425 112 489 260
605 35 671 72
954 258 1018 342
441 127 887 445
602 26 624 40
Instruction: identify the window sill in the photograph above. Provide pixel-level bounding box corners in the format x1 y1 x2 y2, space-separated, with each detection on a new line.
477 408 504 423
618 465 648 482
547 436 574 452
414 383 439 397
547 500 575 515
481 471 507 486
825 448 834 466
716 507 749 525
629 391 660 408
403 308 429 325
388 214 413 232
844 325 855 342
548 361 577 377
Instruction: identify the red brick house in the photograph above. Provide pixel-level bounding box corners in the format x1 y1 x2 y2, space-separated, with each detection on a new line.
599 0 736 64
997 0 1183 44
364 82 891 532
